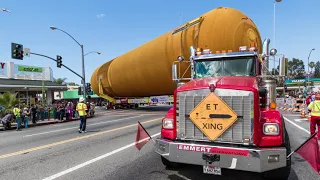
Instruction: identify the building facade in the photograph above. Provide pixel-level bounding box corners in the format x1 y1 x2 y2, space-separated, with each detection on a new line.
0 61 67 105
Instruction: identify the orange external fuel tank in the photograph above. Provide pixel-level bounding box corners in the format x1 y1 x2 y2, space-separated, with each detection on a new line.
91 7 262 98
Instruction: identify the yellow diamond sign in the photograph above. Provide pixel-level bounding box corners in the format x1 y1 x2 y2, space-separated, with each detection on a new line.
189 92 238 141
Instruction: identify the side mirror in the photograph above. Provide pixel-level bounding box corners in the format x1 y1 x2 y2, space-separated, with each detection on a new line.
172 64 178 82
279 56 286 76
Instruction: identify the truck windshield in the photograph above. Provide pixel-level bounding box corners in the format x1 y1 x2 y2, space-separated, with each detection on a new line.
194 56 256 78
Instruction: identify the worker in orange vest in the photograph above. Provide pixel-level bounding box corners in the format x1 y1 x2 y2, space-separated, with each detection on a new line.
76 97 88 133
308 94 320 138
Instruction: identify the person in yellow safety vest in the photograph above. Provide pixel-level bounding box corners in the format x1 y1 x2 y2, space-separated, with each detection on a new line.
76 97 87 133
13 104 21 131
308 94 320 138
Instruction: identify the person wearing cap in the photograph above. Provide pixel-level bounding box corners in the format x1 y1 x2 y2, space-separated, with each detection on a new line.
308 94 320 138
76 97 87 133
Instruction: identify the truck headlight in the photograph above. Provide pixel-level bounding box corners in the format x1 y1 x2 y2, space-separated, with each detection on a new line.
263 123 279 135
163 118 174 129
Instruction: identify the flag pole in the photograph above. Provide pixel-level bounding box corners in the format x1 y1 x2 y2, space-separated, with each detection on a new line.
138 121 155 143
287 131 318 158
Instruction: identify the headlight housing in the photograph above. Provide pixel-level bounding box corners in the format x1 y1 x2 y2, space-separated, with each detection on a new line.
263 123 279 135
163 118 174 129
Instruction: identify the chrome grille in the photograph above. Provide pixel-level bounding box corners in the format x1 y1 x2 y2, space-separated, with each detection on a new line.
177 88 254 145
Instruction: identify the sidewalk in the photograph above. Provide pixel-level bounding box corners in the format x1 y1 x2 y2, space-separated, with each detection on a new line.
0 115 95 130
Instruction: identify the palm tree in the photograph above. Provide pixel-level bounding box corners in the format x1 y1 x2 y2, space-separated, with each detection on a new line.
309 61 316 74
54 78 67 85
0 92 20 116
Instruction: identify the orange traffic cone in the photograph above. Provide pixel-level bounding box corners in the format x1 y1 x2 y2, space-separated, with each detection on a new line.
301 111 306 118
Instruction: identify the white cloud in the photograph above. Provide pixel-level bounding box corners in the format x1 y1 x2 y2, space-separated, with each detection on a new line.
96 14 105 19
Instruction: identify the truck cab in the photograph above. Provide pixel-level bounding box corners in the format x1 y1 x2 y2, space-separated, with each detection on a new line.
156 39 291 179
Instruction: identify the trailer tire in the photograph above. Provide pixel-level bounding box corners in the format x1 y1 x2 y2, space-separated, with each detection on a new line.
161 156 181 169
263 130 291 180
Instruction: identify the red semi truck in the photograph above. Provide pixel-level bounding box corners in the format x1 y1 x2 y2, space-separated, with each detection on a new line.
155 39 290 179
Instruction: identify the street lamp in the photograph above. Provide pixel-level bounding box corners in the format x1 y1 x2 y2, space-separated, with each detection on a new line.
274 0 282 48
307 48 315 90
84 51 102 56
50 26 87 102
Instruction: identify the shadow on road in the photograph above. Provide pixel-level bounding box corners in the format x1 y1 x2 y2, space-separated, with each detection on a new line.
161 164 299 180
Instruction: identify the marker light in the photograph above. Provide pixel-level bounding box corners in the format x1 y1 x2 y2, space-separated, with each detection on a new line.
221 50 226 53
216 51 221 54
269 102 277 109
228 50 232 53
163 118 174 129
263 123 279 135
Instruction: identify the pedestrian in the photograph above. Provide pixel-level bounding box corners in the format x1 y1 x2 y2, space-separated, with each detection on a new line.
22 107 30 129
308 94 320 138
76 97 87 133
31 104 37 124
13 104 21 131
1 113 13 130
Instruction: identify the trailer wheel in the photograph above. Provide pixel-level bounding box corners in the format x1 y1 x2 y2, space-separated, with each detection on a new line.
263 130 291 180
161 156 181 169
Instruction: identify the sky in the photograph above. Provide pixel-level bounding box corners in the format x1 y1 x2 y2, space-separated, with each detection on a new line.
0 0 319 84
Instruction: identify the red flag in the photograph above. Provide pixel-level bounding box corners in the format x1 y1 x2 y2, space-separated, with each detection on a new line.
135 122 151 150
296 135 320 174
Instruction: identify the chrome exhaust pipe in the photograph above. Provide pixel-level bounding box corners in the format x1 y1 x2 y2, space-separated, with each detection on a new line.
262 38 270 75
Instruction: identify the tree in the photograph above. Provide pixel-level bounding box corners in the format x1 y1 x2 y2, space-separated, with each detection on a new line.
0 92 20 116
68 82 79 86
287 58 305 79
314 61 320 78
54 78 67 85
309 61 315 74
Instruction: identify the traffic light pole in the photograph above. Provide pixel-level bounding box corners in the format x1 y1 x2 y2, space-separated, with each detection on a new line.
30 52 84 81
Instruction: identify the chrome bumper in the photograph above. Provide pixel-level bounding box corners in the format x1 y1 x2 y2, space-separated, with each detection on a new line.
156 139 287 173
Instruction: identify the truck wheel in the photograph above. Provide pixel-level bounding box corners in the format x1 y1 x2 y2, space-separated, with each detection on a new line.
161 156 181 169
263 130 291 180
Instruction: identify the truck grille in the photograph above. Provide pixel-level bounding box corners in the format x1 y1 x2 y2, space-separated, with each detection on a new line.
176 88 254 145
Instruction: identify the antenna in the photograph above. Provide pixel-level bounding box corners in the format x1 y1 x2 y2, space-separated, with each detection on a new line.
179 13 183 57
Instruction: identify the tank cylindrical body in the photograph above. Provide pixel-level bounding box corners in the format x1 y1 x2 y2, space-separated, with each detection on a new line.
91 7 262 97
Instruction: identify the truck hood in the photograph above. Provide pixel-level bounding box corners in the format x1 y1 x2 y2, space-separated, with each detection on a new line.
177 76 258 92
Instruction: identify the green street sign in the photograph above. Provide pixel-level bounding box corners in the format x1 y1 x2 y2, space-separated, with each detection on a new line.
18 65 43 72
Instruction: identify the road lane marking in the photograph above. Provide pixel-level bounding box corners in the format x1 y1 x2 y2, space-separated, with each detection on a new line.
282 114 303 117
294 118 308 122
42 132 161 180
0 118 162 159
283 116 309 134
23 115 146 137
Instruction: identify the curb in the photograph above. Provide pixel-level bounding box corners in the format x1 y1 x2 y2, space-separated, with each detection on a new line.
1 116 95 130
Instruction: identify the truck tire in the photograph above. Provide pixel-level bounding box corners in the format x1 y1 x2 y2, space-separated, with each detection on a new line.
263 130 291 180
161 156 181 169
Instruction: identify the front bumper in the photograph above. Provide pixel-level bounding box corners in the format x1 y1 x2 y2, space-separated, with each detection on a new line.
156 139 287 173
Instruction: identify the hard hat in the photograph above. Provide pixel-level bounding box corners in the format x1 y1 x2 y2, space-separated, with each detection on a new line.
79 97 84 102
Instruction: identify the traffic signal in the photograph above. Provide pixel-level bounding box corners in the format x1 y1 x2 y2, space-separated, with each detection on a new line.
284 84 287 92
57 55 62 68
86 83 93 95
11 43 23 60
78 86 83 95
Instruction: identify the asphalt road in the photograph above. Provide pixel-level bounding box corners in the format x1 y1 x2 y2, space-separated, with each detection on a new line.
0 106 318 180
